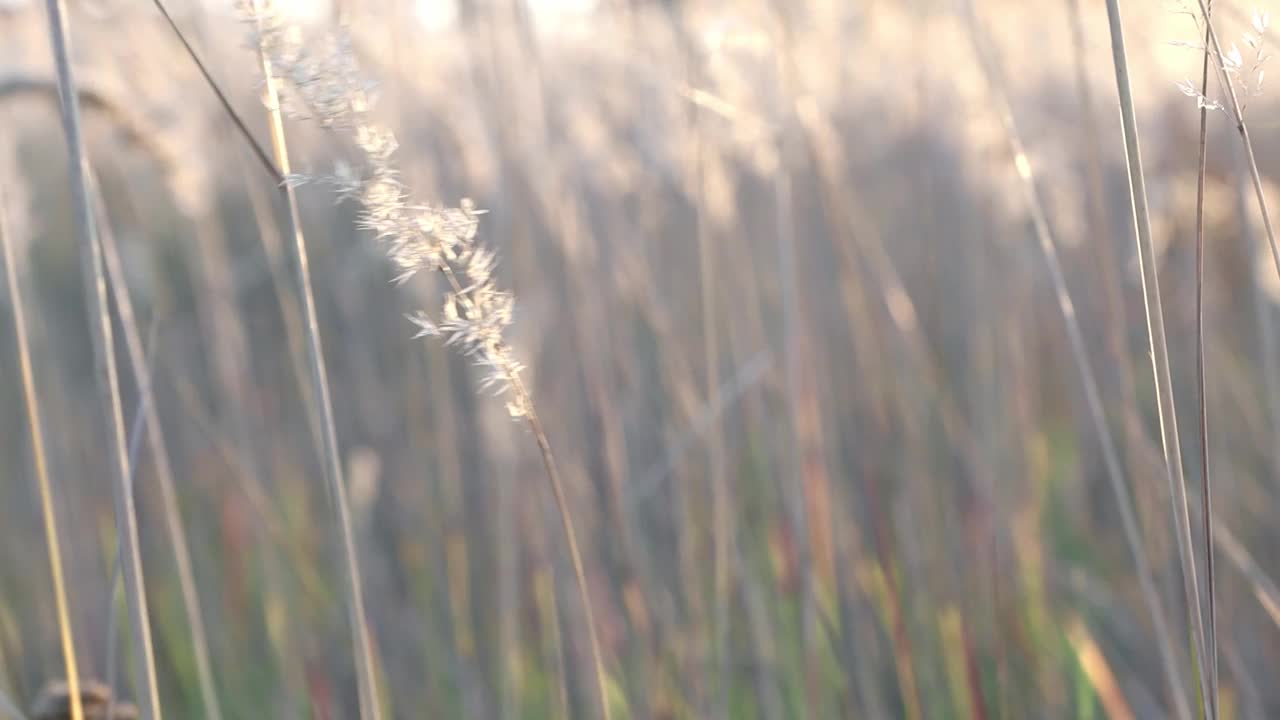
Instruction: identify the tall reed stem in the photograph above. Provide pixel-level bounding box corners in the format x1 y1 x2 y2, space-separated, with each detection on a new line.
1192 2 1218 716
89 172 224 720
41 1 162 717
689 66 732 720
961 6 1192 719
250 5 382 718
1 188 84 720
1102 2 1213 717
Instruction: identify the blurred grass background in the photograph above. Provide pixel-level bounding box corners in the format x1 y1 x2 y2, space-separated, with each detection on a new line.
3 0 1280 717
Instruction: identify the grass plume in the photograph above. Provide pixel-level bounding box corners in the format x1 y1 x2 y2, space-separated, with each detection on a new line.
242 6 613 718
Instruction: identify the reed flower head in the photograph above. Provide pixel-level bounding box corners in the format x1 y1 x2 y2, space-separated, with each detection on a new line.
1174 4 1273 113
242 0 529 417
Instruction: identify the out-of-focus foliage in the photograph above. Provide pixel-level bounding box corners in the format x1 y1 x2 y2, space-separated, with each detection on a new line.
3 0 1280 718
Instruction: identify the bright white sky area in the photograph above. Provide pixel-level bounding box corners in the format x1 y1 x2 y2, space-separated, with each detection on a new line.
0 0 601 33
416 0 600 33
182 0 601 32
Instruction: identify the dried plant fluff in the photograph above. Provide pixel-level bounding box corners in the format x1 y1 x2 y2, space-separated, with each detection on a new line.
242 1 530 418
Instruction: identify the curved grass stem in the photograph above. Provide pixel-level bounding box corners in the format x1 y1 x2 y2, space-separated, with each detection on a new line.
514 377 613 720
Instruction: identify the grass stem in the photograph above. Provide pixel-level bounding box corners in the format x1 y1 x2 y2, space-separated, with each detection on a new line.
1192 2 1218 716
961 6 1192 719
42 1 162 716
89 171 224 720
249 4 382 717
1102 2 1214 716
513 377 613 720
1 186 84 720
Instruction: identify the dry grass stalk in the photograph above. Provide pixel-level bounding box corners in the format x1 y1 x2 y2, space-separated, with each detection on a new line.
1213 524 1280 628
1 186 84 720
88 172 224 720
3 67 227 720
1102 1 1213 717
246 2 384 718
41 1 162 717
1192 2 1218 715
686 43 733 720
961 5 1192 719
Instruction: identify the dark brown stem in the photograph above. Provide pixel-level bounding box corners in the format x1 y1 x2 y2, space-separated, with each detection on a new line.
148 0 282 183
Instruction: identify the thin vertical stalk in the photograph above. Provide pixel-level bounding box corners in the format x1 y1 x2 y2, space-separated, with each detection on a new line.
794 103 929 720
1192 3 1218 716
465 13 520 720
89 173 224 720
106 359 155 720
542 556 572 720
668 10 713 712
960 6 1191 720
424 347 491 716
677 25 732 717
771 13 821 716
1102 2 1213 718
736 542 786 720
41 2 162 718
513 377 613 720
692 82 732 720
1065 0 1156 542
236 155 323 458
1238 135 1280 481
249 5 382 718
1 189 84 720
504 6 649 699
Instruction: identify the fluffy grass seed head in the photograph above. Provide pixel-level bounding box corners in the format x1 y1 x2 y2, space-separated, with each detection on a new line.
1174 4 1273 112
243 0 529 417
